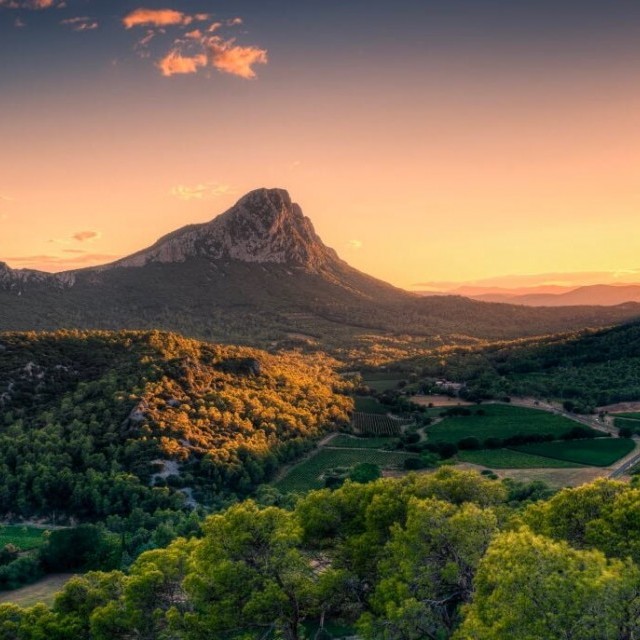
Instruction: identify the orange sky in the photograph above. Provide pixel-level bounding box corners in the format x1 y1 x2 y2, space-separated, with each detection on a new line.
1 1 639 290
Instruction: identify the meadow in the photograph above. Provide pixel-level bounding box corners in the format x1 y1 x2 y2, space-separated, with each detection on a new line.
275 448 416 493
426 404 592 444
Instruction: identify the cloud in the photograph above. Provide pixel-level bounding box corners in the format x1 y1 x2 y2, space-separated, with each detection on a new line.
206 37 268 78
122 8 208 29
60 16 98 31
170 182 234 200
72 230 101 242
346 240 363 250
157 50 206 76
0 0 64 9
6 253 118 272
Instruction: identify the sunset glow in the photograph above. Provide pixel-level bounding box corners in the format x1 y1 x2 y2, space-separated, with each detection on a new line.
1 1 639 289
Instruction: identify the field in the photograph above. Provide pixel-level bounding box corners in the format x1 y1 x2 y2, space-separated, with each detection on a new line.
412 395 473 407
515 438 635 467
0 574 75 608
426 404 592 445
354 396 389 414
362 374 404 392
457 449 581 469
0 526 47 551
614 412 640 420
329 434 399 449
275 448 416 493
352 412 403 436
614 417 640 430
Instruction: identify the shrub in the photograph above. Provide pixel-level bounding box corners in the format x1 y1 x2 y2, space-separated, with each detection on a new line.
458 437 481 450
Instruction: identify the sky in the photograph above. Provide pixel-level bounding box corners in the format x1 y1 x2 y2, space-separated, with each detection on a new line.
1 0 639 291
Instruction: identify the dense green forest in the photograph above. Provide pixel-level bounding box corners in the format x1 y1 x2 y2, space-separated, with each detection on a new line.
0 330 352 521
0 468 638 639
404 321 640 411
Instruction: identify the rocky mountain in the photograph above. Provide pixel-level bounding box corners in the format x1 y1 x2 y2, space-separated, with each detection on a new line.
2 188 640 359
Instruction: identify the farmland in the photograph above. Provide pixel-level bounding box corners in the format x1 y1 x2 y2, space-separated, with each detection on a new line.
0 526 47 551
351 412 404 436
426 404 592 445
514 438 635 467
361 374 404 392
615 412 640 420
354 396 389 414
329 434 400 449
275 448 416 493
457 449 581 469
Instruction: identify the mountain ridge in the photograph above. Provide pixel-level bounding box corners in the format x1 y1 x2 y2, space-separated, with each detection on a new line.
2 187 640 358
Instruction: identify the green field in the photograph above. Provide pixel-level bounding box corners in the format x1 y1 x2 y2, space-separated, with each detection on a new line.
614 417 640 431
362 376 404 392
275 448 416 493
457 449 581 469
515 438 635 467
0 526 47 551
614 412 640 420
427 404 593 445
329 434 399 449
354 396 389 414
0 574 75 608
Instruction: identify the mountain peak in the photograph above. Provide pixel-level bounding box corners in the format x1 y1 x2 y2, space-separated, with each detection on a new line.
106 187 338 272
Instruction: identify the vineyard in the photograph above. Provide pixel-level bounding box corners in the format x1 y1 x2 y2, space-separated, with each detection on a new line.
351 412 408 436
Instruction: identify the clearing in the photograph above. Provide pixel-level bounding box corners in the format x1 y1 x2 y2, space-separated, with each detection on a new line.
0 574 75 608
0 526 47 551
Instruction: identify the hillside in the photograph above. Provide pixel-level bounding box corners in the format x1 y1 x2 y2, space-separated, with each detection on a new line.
414 321 640 411
469 284 640 306
2 189 640 360
0 330 352 519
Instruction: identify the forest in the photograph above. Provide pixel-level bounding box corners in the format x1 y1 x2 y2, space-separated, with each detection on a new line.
0 330 352 568
403 321 640 412
0 468 637 639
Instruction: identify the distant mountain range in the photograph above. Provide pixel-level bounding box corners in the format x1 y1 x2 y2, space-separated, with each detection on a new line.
419 284 640 307
2 188 640 356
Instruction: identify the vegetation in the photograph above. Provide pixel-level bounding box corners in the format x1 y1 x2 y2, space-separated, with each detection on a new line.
409 321 640 411
515 438 635 467
2 470 640 638
426 404 590 445
0 330 352 521
457 448 581 468
328 435 399 449
351 412 404 436
0 527 46 552
275 448 416 493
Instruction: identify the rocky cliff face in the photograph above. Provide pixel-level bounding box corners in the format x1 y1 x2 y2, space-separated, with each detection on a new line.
102 188 340 272
0 262 74 291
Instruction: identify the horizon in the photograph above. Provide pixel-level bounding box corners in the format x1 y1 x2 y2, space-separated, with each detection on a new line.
1 0 639 289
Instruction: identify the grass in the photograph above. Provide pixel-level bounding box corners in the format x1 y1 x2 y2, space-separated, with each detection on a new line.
457 449 582 469
427 404 594 445
614 417 640 430
515 438 635 467
0 574 75 608
354 396 389 414
614 412 640 420
362 375 404 392
329 434 399 449
0 526 47 551
275 448 416 493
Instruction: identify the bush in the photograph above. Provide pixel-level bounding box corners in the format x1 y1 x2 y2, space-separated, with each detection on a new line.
40 525 120 572
403 458 426 470
619 426 634 438
458 437 481 450
0 556 43 590
349 463 382 484
484 437 502 450
561 426 597 441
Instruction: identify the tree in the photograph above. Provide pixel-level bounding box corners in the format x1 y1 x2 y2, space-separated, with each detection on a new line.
455 528 640 640
360 497 498 639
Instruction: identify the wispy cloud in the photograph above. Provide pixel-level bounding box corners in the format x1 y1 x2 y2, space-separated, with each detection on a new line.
72 230 101 242
346 239 363 250
171 182 234 200
0 0 64 9
6 253 118 272
122 8 208 29
61 16 98 31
